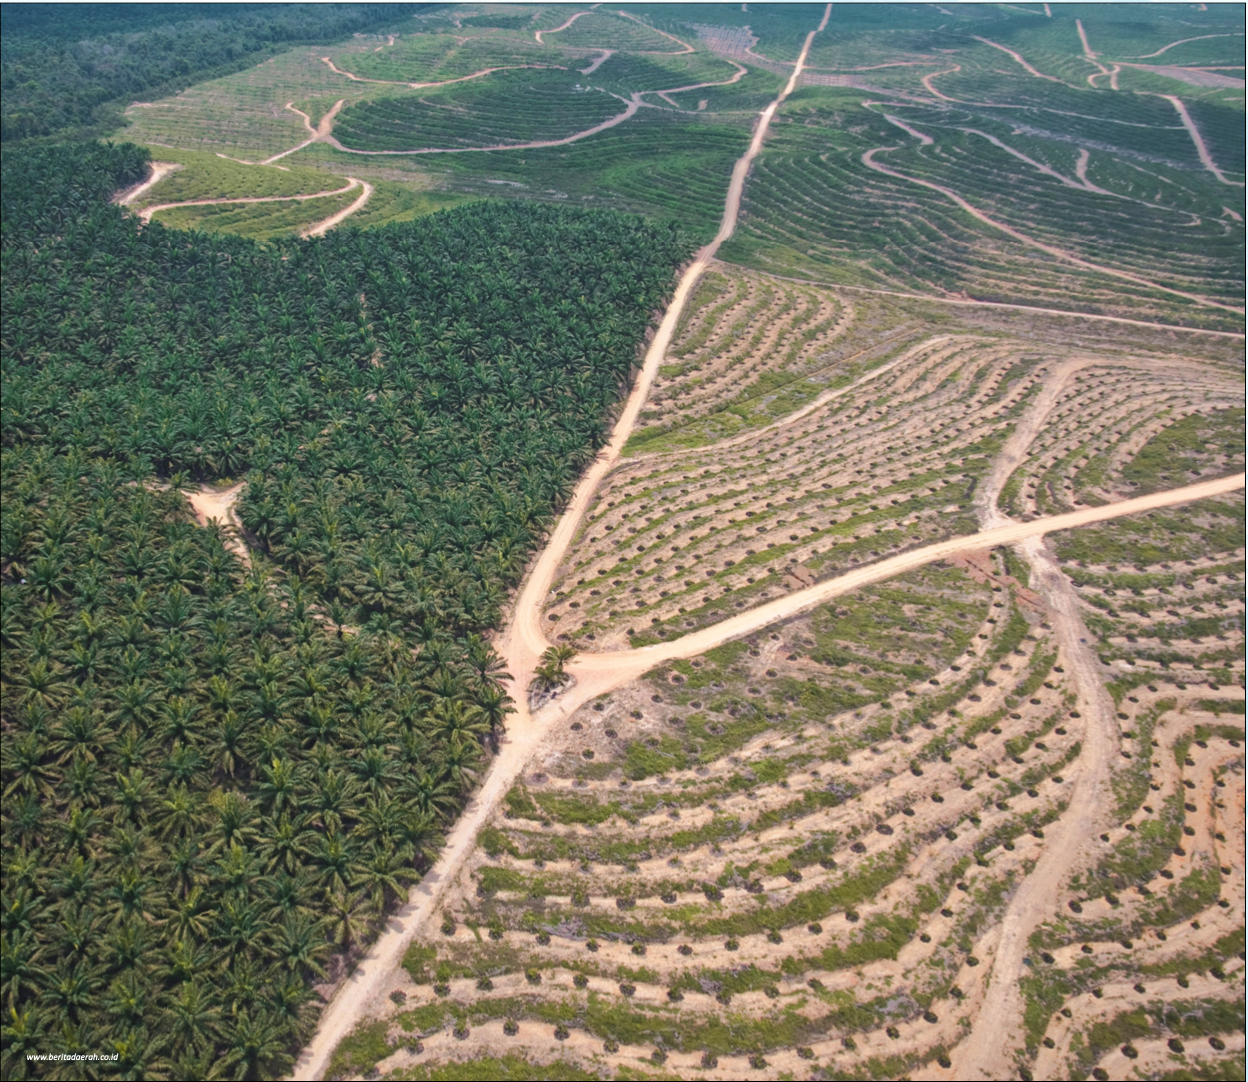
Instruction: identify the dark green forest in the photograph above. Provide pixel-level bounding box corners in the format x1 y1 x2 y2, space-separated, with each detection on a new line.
0 3 410 141
0 142 692 1078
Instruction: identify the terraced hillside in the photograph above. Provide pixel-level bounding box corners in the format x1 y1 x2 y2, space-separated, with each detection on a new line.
307 7 1242 1078
721 8 1245 330
114 4 773 242
322 302 1244 1080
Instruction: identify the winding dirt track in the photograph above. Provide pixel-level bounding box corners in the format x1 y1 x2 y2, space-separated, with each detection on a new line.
880 111 934 145
322 97 643 156
113 161 181 205
613 10 696 55
956 359 1112 1078
300 179 373 237
290 9 831 1076
120 111 369 237
137 178 362 224
961 127 1098 192
320 55 567 89
264 100 345 164
320 55 752 156
862 146 1245 314
1161 93 1245 186
955 528 1118 1079
579 48 614 75
655 59 748 108
1130 31 1246 59
535 7 597 44
921 65 1024 109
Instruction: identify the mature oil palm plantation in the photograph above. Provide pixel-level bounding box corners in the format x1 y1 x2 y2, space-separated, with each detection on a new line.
2 141 693 1077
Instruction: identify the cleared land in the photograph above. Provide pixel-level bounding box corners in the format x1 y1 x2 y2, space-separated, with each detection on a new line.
287 9 1244 1082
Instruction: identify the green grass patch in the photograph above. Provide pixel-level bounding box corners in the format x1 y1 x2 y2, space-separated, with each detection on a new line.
394 1053 600 1081
326 1018 391 1080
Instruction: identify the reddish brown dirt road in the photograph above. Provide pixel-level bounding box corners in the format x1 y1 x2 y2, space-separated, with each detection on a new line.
568 473 1245 687
1161 92 1245 186
320 55 567 89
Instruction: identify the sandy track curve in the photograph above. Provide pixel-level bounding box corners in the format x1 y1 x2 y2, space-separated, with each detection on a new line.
954 360 1114 1079
579 48 614 75
921 65 1023 109
614 10 695 55
300 178 372 237
1126 32 1244 59
535 8 597 44
870 105 1197 214
261 99 346 164
655 59 748 108
290 9 831 1076
974 358 1090 530
138 178 360 224
322 96 643 156
114 161 181 206
879 111 934 145
862 146 1245 314
1161 93 1245 186
320 55 567 89
538 7 693 55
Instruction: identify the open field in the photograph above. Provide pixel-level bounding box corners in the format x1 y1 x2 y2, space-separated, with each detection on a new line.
285 10 1241 1077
